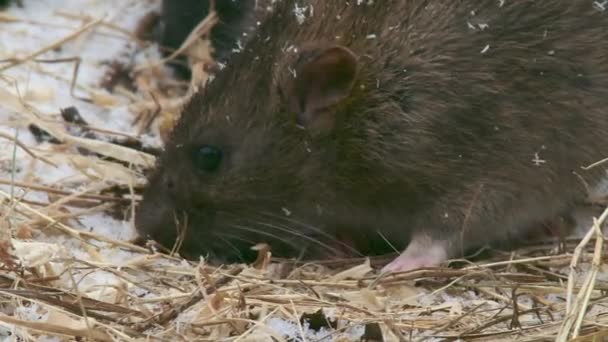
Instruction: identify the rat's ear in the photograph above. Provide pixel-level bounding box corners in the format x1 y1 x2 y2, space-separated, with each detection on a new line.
288 45 359 130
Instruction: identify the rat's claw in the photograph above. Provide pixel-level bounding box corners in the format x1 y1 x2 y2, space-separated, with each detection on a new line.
381 235 448 273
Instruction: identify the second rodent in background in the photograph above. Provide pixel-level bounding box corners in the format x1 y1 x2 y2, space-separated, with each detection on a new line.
136 0 608 273
157 0 269 78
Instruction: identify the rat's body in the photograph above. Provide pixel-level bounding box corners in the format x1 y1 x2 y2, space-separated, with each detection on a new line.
136 0 608 272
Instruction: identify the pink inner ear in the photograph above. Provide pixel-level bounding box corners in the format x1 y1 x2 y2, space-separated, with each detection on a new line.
293 45 359 128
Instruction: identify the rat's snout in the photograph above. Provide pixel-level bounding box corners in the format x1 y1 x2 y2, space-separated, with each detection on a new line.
157 167 204 204
134 170 185 247
135 167 220 257
159 170 177 194
135 190 176 240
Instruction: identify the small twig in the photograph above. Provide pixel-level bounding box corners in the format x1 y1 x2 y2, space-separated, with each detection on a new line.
134 6 218 72
460 307 551 337
54 10 139 40
418 302 486 342
0 179 132 204
134 266 243 332
557 206 608 341
509 287 522 330
290 300 308 342
0 18 103 72
32 57 89 102
572 217 605 337
0 131 57 167
0 189 148 253
0 313 113 341
140 91 162 134
581 157 608 171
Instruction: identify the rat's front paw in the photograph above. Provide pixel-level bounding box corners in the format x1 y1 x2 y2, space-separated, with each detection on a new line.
381 234 448 273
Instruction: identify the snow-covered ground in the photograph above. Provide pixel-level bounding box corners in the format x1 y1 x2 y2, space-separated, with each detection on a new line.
0 0 161 236
0 1 163 340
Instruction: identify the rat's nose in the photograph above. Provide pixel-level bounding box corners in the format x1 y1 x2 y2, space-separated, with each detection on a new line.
164 173 175 190
161 171 179 194
156 171 185 204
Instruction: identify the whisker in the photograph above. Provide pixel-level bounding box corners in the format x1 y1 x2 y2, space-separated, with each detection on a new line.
254 221 342 256
230 224 300 251
216 235 245 262
215 232 257 247
258 211 363 256
171 210 188 256
215 208 363 257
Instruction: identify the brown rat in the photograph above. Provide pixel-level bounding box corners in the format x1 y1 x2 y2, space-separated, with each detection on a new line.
135 0 608 272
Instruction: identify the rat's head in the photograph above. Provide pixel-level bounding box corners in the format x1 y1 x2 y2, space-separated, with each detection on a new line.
134 2 417 261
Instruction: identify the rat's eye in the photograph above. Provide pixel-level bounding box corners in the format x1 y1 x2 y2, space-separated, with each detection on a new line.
193 145 223 172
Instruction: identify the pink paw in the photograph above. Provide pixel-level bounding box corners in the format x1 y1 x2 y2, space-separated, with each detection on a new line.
382 254 442 273
381 236 448 274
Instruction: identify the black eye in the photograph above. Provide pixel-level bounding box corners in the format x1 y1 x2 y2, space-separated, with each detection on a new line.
193 145 223 172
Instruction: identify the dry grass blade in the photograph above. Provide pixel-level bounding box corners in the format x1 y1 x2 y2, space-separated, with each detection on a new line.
0 288 145 320
134 5 218 72
0 189 148 253
0 179 131 204
0 87 155 167
556 206 607 341
0 18 103 72
0 131 57 167
0 313 113 341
